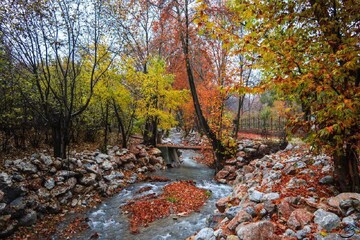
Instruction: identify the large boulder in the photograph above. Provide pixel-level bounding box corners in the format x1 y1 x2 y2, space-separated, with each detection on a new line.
236 221 280 240
328 193 360 209
248 189 264 203
314 209 340 231
287 208 313 230
216 197 230 213
14 161 37 174
227 210 252 231
194 228 215 240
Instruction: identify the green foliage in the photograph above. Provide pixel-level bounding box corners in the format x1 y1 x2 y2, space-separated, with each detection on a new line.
205 190 212 198
166 196 178 203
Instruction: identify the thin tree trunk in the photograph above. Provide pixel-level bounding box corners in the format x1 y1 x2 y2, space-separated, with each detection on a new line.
102 102 109 153
113 100 127 148
233 95 245 138
177 0 226 171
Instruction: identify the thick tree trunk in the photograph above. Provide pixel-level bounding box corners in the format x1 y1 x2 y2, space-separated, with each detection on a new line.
333 144 360 193
52 116 68 159
143 118 157 146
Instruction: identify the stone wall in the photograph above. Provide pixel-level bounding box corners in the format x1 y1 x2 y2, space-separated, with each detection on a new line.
0 145 165 237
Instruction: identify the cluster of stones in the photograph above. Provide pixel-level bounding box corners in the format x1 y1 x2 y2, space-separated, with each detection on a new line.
0 145 165 237
193 143 360 240
215 139 275 185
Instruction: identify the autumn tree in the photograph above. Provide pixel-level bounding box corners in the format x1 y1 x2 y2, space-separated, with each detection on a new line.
224 0 360 192
122 56 186 146
156 0 228 170
0 0 116 158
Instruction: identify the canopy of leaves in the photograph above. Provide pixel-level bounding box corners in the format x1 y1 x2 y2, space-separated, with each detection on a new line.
221 0 360 154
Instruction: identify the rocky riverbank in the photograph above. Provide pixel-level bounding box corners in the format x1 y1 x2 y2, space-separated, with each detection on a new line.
0 145 166 238
192 142 360 240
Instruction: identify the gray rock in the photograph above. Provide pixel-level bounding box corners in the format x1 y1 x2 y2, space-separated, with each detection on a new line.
50 177 77 197
244 148 257 154
18 209 37 226
0 203 6 213
195 227 215 240
115 148 129 156
272 162 284 170
284 229 296 237
126 173 137 184
294 161 306 169
148 148 162 156
0 173 12 187
124 162 135 170
40 154 53 166
285 143 294 150
287 177 307 189
243 206 257 218
264 200 276 214
37 188 51 200
59 191 72 205
15 161 37 173
262 192 280 201
95 153 109 163
9 196 27 212
55 170 77 178
248 189 264 203
226 206 242 220
319 175 334 184
12 172 25 182
314 233 352 240
101 160 114 171
296 225 311 239
321 165 332 173
236 156 245 162
269 170 282 180
84 164 101 174
44 178 55 190
342 215 357 226
236 221 277 240
314 209 340 231
80 173 97 186
284 165 296 175
71 199 79 207
4 160 12 168
103 171 124 182
97 180 108 193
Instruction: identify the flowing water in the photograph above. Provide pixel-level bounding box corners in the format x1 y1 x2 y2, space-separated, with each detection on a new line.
68 131 232 240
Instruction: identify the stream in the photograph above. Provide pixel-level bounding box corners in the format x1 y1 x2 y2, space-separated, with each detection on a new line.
66 131 232 240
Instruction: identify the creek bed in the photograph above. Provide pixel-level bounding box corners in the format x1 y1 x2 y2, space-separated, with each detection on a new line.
66 149 231 240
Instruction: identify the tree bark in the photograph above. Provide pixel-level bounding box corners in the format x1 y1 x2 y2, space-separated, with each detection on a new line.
113 100 127 148
177 0 227 171
333 144 360 193
233 95 245 138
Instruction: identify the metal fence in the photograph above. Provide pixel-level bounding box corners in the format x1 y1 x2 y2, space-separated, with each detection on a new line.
238 116 287 137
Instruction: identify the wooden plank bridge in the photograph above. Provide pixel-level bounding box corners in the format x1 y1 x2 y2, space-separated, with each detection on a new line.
156 144 212 150
156 144 212 166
